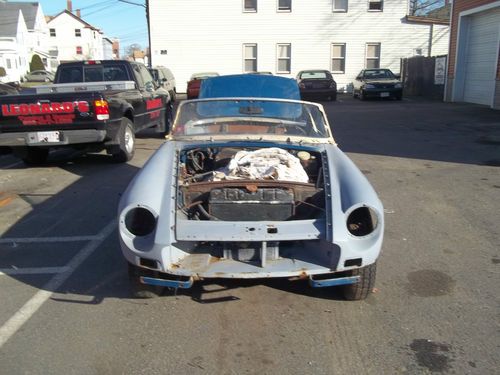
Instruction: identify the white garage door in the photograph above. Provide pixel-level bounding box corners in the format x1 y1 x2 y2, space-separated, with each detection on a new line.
463 8 500 106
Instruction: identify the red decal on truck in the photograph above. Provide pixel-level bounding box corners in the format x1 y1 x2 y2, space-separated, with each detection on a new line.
146 98 163 110
1 101 90 117
18 114 76 125
150 110 161 119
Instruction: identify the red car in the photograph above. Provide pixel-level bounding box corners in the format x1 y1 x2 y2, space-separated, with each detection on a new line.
186 72 219 99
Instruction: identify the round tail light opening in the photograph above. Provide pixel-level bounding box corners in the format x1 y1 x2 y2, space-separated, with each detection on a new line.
347 206 378 237
125 207 156 236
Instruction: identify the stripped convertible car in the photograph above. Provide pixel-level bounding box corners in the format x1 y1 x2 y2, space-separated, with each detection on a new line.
118 97 384 300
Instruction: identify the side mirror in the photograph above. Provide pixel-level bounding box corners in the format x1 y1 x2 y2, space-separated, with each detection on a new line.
145 81 155 92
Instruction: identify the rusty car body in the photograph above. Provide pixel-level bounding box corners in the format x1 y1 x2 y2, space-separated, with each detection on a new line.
118 88 384 300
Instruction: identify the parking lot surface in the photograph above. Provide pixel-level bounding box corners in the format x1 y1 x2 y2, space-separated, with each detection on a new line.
0 95 499 374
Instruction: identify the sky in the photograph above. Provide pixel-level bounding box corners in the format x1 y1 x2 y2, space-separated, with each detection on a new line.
34 0 148 55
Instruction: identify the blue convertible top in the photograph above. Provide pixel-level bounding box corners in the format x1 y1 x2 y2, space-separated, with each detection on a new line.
198 74 301 100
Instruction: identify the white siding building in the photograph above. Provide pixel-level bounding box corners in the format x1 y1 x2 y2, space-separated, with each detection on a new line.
149 0 450 92
0 1 54 83
47 10 104 62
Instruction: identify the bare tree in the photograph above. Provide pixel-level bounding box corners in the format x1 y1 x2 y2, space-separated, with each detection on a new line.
409 0 445 16
125 43 142 57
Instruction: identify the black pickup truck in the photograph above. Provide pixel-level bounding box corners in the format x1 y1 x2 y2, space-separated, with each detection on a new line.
0 60 172 164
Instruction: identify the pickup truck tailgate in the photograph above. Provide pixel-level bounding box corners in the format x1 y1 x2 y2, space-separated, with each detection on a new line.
0 92 101 132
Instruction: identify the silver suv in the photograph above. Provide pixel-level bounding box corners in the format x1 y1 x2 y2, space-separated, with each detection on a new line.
150 66 176 101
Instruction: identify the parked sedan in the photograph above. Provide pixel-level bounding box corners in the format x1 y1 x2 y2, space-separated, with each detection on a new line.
352 69 403 100
0 82 19 95
296 70 337 101
186 72 219 99
25 70 54 82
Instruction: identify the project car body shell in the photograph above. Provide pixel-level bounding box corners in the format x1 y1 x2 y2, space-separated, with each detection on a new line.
118 96 384 287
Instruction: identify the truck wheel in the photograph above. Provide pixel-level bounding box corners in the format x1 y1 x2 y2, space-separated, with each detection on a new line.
342 263 377 301
128 263 164 298
20 148 49 165
157 106 173 137
112 118 135 163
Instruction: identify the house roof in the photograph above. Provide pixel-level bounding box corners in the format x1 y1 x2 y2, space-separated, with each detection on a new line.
0 1 39 37
47 9 101 32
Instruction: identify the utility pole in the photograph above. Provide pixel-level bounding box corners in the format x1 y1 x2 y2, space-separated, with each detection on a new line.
117 0 151 67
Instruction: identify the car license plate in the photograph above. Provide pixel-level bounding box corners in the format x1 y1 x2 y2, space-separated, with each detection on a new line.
28 131 61 143
380 92 390 98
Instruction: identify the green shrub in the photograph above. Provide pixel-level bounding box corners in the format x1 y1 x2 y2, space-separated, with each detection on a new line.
29 55 44 71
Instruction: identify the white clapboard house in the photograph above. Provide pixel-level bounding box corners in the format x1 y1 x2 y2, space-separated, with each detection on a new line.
148 0 449 93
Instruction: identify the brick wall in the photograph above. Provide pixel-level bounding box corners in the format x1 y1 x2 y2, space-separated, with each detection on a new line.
447 0 498 78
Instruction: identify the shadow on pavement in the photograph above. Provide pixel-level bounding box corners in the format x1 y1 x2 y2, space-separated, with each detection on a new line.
328 95 500 166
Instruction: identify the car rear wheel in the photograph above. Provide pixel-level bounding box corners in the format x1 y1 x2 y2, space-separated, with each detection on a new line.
112 118 135 163
342 262 377 300
128 263 164 298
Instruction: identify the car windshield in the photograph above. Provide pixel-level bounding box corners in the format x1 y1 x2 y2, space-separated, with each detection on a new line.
190 72 219 80
363 69 394 79
172 99 331 139
300 71 330 79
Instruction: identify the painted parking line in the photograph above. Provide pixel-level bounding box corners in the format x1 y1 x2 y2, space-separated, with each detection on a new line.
0 220 116 349
0 267 70 276
0 235 103 244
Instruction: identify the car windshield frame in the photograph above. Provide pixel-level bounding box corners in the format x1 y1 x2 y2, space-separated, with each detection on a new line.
171 98 335 143
363 69 395 79
299 71 331 80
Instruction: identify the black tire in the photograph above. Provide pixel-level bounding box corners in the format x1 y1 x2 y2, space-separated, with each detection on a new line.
20 148 49 165
158 104 173 136
342 263 377 301
170 89 176 102
329 93 337 101
395 94 403 101
360 90 366 101
352 89 358 98
112 118 135 163
128 263 164 298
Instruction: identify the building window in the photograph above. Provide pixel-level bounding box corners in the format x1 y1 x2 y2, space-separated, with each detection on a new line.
366 43 380 68
76 46 83 55
277 44 291 73
243 44 257 72
277 0 291 12
6 59 11 69
368 0 383 11
331 43 346 73
75 29 81 37
333 0 348 12
49 28 56 37
244 0 257 12
413 48 423 56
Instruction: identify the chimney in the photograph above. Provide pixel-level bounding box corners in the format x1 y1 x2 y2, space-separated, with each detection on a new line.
67 0 72 13
76 9 81 18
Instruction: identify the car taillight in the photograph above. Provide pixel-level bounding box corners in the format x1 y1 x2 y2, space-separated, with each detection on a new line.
94 99 109 120
298 82 305 89
329 82 336 89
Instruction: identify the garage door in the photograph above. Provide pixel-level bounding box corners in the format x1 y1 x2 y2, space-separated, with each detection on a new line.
463 8 500 106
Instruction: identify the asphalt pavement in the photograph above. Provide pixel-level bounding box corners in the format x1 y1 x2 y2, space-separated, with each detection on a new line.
0 95 499 374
